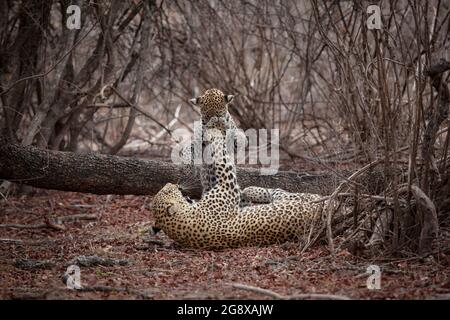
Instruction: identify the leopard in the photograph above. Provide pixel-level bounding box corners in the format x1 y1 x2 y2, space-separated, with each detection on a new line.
180 88 249 206
151 116 349 249
241 186 306 204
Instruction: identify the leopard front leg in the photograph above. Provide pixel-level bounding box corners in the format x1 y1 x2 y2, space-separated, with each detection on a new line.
200 163 217 196
242 186 297 204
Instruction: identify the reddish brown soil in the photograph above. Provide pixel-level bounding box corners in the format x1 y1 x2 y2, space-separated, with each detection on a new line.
0 191 449 300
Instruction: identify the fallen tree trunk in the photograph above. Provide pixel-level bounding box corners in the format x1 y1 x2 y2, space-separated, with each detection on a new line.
0 139 340 197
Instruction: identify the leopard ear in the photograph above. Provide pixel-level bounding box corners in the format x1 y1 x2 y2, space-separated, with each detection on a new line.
189 97 200 105
225 95 234 103
166 204 178 216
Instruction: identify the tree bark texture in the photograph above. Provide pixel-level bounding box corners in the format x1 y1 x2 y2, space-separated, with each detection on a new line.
0 140 340 197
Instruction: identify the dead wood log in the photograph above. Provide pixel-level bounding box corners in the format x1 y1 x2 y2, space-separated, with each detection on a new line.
0 138 343 197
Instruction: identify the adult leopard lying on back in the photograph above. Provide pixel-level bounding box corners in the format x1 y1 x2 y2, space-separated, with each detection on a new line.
152 116 349 249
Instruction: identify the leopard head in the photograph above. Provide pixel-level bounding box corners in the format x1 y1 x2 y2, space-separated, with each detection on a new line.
151 183 189 230
189 88 234 120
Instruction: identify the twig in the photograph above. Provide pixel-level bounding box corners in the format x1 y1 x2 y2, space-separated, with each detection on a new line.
65 255 129 267
0 219 64 230
0 238 24 244
287 293 350 300
9 289 50 300
74 285 154 299
11 285 154 299
67 204 97 209
0 214 97 230
14 258 55 270
229 283 282 299
312 192 407 204
85 103 131 108
150 104 181 143
229 283 350 300
107 85 172 136
338 193 407 205
59 214 98 222
0 223 45 229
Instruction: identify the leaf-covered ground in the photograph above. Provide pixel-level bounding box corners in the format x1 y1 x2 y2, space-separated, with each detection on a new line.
0 191 449 300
